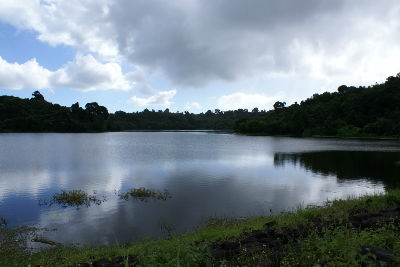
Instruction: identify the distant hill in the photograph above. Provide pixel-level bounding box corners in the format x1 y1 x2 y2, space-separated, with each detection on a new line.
235 73 400 138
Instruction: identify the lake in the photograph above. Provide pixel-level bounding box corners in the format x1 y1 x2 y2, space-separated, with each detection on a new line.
0 132 400 245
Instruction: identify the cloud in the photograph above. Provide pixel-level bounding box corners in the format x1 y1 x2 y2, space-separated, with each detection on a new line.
52 54 134 91
130 90 176 107
0 0 400 88
125 68 156 95
0 55 134 91
0 57 52 89
218 92 281 111
184 101 202 111
0 0 118 60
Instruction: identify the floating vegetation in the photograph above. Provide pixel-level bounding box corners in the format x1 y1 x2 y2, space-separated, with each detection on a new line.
38 188 171 209
39 190 106 208
118 187 171 201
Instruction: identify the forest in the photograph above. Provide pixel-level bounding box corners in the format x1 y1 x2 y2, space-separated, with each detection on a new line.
0 91 257 132
236 73 400 137
0 73 399 137
0 91 111 132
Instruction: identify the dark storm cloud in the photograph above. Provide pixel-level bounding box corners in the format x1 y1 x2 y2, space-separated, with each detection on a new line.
106 0 399 87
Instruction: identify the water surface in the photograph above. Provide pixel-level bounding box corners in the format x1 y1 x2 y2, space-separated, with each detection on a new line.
0 132 399 244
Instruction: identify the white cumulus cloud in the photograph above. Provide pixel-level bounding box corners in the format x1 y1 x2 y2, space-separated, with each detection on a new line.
218 92 281 111
52 54 133 91
184 101 202 112
130 90 176 107
0 0 118 60
0 57 52 89
0 55 134 91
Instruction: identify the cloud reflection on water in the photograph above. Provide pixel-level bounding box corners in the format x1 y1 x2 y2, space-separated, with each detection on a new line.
0 133 397 244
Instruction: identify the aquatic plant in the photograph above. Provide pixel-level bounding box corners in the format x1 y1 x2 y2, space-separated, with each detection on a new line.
118 187 171 201
39 190 106 208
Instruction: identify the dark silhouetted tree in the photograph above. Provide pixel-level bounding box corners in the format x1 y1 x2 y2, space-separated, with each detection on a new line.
273 101 286 111
32 90 45 101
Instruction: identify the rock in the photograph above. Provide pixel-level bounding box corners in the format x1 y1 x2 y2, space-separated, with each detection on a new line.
349 208 400 229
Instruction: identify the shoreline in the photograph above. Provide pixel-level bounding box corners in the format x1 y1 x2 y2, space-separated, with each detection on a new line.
1 130 399 141
236 132 400 141
2 190 400 266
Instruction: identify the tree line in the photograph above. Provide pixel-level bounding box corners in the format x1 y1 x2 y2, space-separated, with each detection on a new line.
235 73 400 138
0 91 261 132
0 91 111 132
1 73 399 137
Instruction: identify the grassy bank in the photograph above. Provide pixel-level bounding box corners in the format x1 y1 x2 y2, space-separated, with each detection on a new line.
1 190 400 266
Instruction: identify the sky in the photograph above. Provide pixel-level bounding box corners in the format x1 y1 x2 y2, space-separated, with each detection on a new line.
0 0 399 113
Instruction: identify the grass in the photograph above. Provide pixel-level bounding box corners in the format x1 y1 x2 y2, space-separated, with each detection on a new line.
2 190 400 266
281 223 400 266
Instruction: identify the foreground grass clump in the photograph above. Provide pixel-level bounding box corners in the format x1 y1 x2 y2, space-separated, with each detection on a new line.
2 190 400 266
39 190 105 208
118 187 171 201
0 224 38 266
